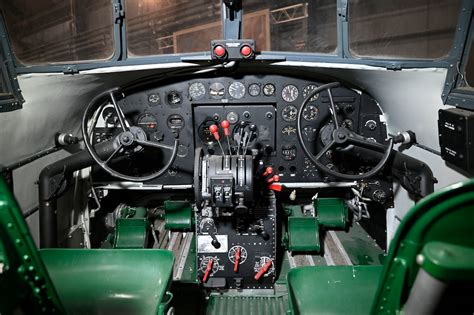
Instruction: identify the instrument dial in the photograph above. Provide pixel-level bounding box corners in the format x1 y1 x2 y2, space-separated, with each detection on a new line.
248 83 261 96
189 82 206 100
137 113 158 131
282 125 297 136
229 82 246 99
263 83 275 96
303 105 319 121
228 245 248 264
282 84 299 103
167 91 182 105
148 93 160 104
282 105 298 122
102 106 118 125
302 84 319 101
209 82 225 99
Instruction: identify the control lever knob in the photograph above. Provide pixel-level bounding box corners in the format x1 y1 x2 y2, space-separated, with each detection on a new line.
262 167 273 177
267 175 280 184
249 124 257 132
211 238 221 249
209 124 220 140
221 120 231 136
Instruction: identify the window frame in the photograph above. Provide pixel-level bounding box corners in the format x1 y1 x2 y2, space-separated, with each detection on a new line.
0 0 468 77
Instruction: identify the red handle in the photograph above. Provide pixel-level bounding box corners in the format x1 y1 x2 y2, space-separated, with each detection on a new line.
209 124 220 141
203 258 214 283
267 175 280 184
268 183 283 192
262 166 273 177
233 247 241 273
221 120 231 136
254 259 273 281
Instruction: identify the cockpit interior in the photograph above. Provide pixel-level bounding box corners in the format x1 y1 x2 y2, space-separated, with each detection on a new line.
0 0 473 314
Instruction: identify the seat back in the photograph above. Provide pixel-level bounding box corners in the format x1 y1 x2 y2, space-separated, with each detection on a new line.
371 179 474 313
0 177 64 313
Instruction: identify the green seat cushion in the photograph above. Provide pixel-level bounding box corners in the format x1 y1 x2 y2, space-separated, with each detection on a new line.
39 249 174 315
287 265 383 315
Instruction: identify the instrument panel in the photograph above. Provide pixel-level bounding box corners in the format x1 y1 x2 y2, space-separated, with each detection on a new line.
92 74 388 186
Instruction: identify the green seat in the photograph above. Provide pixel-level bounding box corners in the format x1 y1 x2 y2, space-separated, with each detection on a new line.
288 265 383 315
0 177 174 314
287 179 474 314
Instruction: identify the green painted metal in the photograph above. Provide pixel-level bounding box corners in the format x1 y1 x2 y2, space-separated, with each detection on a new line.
164 200 192 230
421 241 474 281
288 217 321 252
314 198 349 229
0 176 64 314
113 218 149 248
371 179 474 314
206 294 289 315
287 265 383 315
40 249 174 315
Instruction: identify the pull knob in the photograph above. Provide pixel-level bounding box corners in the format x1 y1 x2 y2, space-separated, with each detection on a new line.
267 175 280 184
209 124 220 141
220 120 231 136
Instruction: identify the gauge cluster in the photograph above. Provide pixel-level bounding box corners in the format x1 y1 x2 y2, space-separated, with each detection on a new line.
91 74 387 186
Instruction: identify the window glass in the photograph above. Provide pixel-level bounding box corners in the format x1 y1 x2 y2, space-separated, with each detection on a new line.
244 0 337 53
349 0 462 59
126 0 222 56
0 0 115 65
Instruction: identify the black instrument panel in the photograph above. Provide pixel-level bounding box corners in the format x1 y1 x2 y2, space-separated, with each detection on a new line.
93 74 387 186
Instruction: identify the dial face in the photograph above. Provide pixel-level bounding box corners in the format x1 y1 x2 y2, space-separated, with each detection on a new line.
282 105 298 122
263 83 275 96
228 245 248 264
200 256 220 275
167 91 182 105
282 125 297 136
209 82 225 99
189 82 206 100
248 83 261 96
102 106 118 125
303 105 319 121
148 93 160 104
320 123 335 146
253 256 275 277
282 84 299 103
137 113 158 131
228 82 246 99
302 84 319 101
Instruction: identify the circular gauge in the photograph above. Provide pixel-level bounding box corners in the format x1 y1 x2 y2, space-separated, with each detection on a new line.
228 245 248 264
282 125 297 136
209 82 225 99
167 114 184 130
137 113 158 131
303 105 319 121
263 83 276 96
303 125 318 141
167 91 182 105
282 105 298 122
148 93 160 104
189 82 206 100
102 106 118 125
302 84 319 101
200 256 219 275
198 120 219 143
248 83 261 96
226 112 239 124
253 256 275 277
282 84 299 103
229 82 246 99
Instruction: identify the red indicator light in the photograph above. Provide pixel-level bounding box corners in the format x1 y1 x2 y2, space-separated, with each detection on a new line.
214 45 226 58
240 45 253 57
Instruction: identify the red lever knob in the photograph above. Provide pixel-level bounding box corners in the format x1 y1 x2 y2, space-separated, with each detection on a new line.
209 124 220 141
203 258 214 283
268 183 283 192
262 167 273 177
233 247 241 273
254 259 273 281
221 120 231 136
267 175 280 184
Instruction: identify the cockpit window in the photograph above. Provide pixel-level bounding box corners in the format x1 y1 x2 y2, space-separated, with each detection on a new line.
348 0 462 59
126 0 222 56
465 37 474 88
244 0 337 54
0 0 115 65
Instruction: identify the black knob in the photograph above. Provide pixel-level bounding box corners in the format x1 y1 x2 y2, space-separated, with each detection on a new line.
211 238 221 249
261 230 270 241
249 124 257 132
